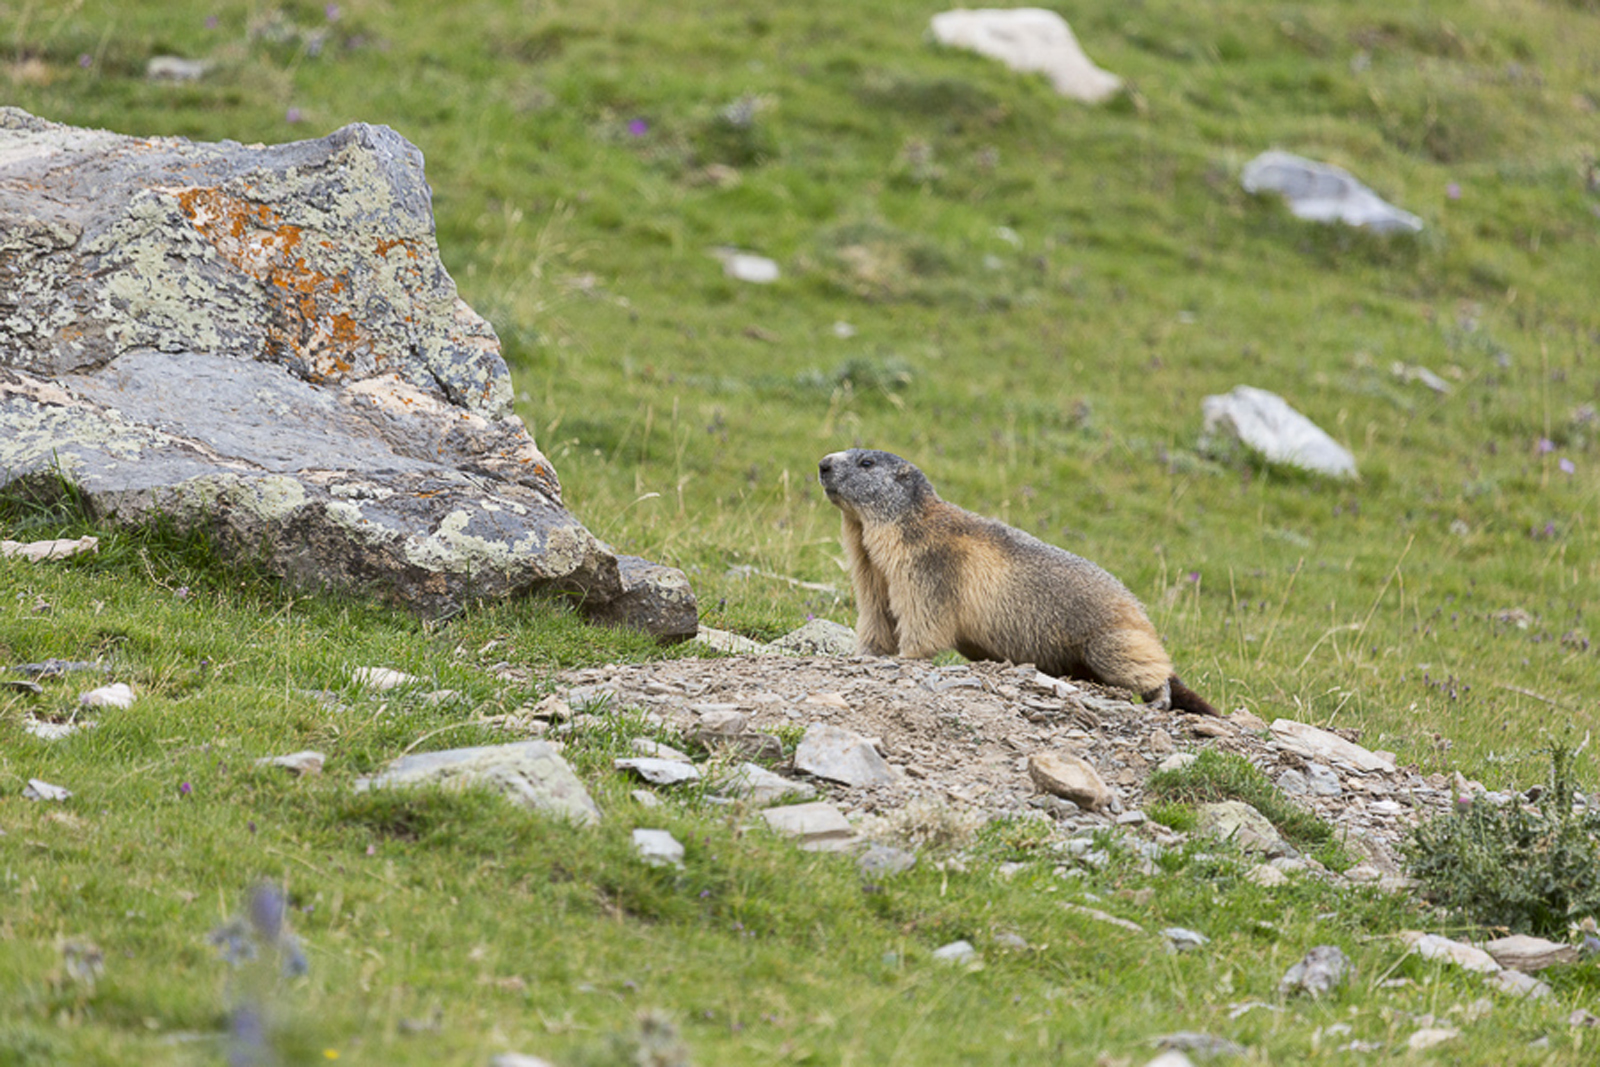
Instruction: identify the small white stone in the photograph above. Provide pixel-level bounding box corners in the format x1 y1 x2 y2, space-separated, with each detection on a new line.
351 667 423 691
632 829 685 869
79 683 134 709
931 939 978 964
23 778 72 801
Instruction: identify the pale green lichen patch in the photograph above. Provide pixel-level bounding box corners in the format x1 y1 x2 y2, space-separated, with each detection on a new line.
323 499 401 546
402 507 530 575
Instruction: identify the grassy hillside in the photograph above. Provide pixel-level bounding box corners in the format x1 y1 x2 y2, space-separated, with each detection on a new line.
4 0 1600 1062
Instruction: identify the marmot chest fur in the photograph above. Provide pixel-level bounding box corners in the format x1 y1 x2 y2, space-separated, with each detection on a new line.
818 448 1218 715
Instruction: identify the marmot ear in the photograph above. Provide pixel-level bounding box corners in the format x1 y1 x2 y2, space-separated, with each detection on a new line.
894 467 913 481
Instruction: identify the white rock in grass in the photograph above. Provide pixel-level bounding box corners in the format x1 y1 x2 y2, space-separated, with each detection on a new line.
930 8 1122 103
1162 927 1210 953
632 829 685 869
1144 1052 1198 1067
1201 387 1357 478
1400 932 1501 974
23 778 71 801
146 56 211 82
255 750 326 776
79 682 134 708
351 667 424 691
1241 150 1423 233
932 939 978 964
1 535 99 561
714 249 780 284
359 741 601 824
490 1054 559 1067
24 718 95 740
1406 1027 1460 1051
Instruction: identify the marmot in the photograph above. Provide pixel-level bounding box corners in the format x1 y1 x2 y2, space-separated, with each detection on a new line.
818 448 1219 715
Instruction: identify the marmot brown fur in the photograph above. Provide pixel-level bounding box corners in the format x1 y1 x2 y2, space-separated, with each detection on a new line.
818 448 1219 715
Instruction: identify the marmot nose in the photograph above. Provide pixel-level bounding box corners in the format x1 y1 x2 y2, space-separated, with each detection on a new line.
818 457 833 476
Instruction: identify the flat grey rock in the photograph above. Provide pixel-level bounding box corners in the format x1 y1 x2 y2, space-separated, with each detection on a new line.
358 740 600 824
614 757 702 786
631 828 685 869
1201 386 1357 478
761 800 856 850
1242 150 1423 233
715 762 816 806
857 844 918 879
794 723 896 787
1196 800 1295 858
1305 762 1343 796
1270 719 1394 772
0 108 694 637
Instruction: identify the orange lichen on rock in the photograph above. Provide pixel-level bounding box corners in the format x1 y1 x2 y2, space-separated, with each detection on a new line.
172 185 374 382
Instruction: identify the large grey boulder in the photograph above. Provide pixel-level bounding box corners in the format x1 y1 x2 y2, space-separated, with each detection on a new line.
0 108 695 636
1241 150 1423 234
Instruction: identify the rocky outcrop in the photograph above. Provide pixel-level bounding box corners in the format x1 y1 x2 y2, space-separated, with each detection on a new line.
0 108 694 636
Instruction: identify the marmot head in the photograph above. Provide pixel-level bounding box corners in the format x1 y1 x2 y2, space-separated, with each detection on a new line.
818 449 935 522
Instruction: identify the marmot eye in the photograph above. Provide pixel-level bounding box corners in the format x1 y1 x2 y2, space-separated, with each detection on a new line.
859 458 875 469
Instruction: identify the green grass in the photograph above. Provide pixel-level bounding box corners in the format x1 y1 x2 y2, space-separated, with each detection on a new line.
5 0 1600 1061
1143 749 1349 868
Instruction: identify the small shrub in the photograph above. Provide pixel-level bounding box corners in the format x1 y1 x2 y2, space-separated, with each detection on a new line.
1405 742 1600 936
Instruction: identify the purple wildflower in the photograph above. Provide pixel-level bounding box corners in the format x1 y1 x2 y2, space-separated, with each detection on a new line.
1537 438 1555 454
1559 458 1576 474
325 3 341 19
285 107 303 124
180 781 193 796
205 16 219 30
1446 183 1461 200
78 53 92 68
627 118 649 137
